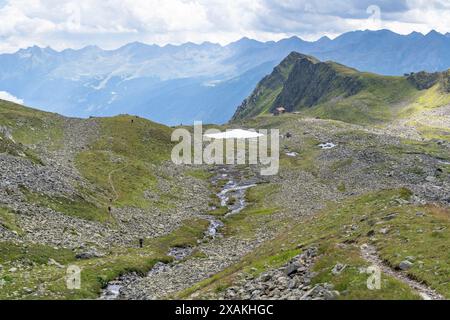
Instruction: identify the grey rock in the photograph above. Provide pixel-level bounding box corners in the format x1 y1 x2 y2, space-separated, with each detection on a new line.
23 287 33 294
76 251 101 260
331 263 346 275
399 260 414 270
260 273 271 282
284 262 301 276
416 212 425 217
288 279 297 289
383 213 398 221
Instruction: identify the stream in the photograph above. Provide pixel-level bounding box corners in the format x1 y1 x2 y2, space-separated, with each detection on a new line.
213 167 257 217
100 165 257 300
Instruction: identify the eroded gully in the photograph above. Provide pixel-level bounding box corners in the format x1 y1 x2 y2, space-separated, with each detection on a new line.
100 165 262 300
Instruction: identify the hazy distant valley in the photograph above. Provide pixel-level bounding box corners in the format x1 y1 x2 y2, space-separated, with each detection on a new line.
1 29 450 125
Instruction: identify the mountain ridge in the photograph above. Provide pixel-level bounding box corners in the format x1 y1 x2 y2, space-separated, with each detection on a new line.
2 29 450 125
232 51 450 124
7 28 449 55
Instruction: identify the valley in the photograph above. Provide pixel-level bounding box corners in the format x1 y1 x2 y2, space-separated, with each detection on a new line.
0 52 449 300
2 29 450 125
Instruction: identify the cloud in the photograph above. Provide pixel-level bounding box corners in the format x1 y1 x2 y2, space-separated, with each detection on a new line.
0 91 24 104
0 0 449 52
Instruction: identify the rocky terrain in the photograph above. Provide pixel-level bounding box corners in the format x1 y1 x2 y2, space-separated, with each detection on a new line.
218 247 338 300
99 107 449 301
0 116 211 249
100 165 270 300
0 53 449 300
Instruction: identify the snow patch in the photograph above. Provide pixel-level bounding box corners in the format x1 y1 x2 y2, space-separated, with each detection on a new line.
319 142 336 150
204 129 263 139
286 152 298 157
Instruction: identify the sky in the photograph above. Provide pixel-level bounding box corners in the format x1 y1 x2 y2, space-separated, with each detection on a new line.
0 0 449 53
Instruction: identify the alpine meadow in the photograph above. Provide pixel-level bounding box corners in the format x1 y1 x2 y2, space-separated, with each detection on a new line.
0 0 448 311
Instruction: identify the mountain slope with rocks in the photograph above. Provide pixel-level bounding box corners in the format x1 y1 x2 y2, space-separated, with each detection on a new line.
1 47 449 300
180 107 450 300
233 52 450 125
0 99 214 299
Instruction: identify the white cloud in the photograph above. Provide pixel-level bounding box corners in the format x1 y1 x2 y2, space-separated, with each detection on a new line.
0 91 24 104
0 0 449 52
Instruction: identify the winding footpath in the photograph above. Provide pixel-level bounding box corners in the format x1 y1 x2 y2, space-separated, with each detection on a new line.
360 244 444 300
107 165 129 203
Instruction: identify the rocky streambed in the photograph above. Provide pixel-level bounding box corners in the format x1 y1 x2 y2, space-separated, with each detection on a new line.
213 167 259 217
100 165 260 300
100 215 224 300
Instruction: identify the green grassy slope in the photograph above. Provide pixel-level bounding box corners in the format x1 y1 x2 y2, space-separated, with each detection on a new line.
0 100 188 222
232 53 317 120
75 115 174 208
309 77 450 125
0 132 43 164
232 52 450 125
0 99 63 149
0 101 213 299
0 219 209 299
180 189 449 300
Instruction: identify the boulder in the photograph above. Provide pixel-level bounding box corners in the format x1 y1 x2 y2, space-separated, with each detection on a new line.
76 249 103 260
399 260 413 270
284 262 301 276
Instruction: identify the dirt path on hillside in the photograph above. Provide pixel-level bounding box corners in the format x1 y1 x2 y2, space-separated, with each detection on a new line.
360 244 444 300
107 165 128 202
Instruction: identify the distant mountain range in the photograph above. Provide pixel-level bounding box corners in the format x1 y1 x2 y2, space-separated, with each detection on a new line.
1 29 450 125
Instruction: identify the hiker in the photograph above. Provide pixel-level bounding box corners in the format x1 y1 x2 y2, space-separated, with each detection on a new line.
108 206 112 213
139 238 144 248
